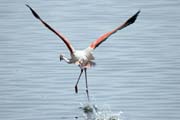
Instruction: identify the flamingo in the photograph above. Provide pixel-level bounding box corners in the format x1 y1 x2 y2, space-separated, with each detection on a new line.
26 4 140 100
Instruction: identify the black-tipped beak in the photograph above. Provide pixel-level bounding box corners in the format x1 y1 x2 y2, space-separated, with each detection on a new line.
59 54 63 61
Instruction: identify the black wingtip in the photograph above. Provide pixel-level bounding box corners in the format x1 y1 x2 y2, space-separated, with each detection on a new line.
25 4 29 7
136 10 141 18
26 4 41 20
126 10 141 25
137 10 141 15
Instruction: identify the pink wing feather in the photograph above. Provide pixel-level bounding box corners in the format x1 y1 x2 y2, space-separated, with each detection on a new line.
26 5 75 54
90 10 140 49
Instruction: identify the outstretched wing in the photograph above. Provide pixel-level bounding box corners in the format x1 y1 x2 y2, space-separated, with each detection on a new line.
26 4 75 54
89 10 140 49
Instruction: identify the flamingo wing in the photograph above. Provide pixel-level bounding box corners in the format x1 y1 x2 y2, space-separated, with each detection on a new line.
26 4 75 54
89 10 140 49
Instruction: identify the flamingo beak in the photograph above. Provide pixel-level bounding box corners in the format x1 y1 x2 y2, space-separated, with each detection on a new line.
59 54 63 61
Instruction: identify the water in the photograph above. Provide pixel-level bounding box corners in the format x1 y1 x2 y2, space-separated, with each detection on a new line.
77 103 123 120
0 0 180 120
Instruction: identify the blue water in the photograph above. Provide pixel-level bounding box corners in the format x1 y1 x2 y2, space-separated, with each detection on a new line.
0 0 180 120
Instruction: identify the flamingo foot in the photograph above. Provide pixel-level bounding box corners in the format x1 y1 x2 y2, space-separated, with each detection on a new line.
75 86 78 93
86 89 90 101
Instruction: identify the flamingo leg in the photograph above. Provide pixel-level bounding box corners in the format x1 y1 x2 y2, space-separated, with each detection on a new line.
75 69 83 93
84 68 90 101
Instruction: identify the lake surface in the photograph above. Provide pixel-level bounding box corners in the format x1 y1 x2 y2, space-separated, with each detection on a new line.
0 0 180 120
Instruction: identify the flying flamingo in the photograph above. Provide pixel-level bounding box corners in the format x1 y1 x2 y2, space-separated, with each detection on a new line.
26 4 140 100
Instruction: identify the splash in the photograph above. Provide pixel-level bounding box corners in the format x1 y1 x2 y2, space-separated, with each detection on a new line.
75 103 123 120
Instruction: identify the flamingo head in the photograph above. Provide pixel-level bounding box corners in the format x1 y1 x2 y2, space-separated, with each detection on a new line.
59 54 71 64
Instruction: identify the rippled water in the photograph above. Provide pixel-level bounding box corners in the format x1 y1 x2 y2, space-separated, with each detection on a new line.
0 0 180 120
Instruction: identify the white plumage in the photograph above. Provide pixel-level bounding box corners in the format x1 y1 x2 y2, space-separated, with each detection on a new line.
26 4 140 101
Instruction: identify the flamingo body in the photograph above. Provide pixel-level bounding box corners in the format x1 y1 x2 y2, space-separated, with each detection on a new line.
26 4 140 100
62 47 95 69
